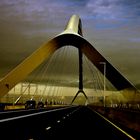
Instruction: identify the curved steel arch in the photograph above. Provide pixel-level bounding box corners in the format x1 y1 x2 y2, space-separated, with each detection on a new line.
0 15 137 98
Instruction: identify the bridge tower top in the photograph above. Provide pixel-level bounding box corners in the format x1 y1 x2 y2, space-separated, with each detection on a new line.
62 14 83 36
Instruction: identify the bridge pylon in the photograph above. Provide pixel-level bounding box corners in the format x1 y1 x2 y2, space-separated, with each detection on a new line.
71 45 89 105
0 14 139 104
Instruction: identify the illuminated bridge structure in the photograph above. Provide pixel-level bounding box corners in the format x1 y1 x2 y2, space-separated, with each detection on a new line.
0 15 140 139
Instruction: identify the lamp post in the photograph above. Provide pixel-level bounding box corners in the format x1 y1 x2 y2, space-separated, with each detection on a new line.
99 62 106 107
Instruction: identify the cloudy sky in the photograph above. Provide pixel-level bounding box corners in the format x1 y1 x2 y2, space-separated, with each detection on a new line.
0 0 140 89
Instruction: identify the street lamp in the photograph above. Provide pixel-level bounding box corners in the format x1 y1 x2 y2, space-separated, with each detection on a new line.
99 62 106 107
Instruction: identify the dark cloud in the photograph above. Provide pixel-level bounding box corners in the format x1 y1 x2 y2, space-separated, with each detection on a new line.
85 0 140 20
0 0 140 89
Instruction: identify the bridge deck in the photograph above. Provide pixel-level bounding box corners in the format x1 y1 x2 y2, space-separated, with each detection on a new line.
0 106 138 140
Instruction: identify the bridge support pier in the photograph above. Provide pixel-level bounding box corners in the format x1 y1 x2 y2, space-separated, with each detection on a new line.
71 89 88 105
71 47 88 105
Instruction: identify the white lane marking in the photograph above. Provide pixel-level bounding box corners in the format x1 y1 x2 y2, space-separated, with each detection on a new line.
0 106 77 123
46 126 51 130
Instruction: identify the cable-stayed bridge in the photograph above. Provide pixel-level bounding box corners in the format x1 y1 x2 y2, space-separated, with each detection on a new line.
0 15 140 140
